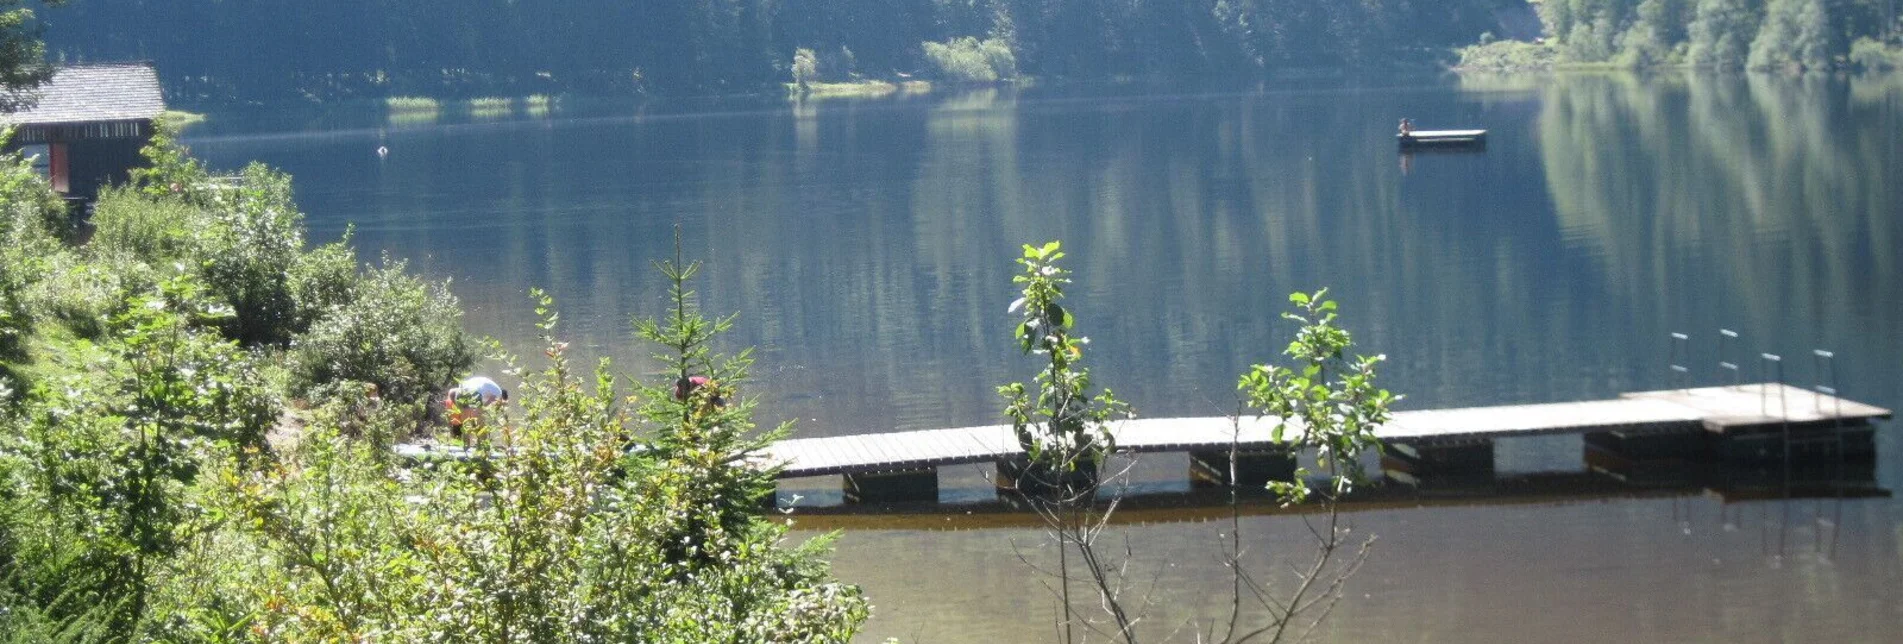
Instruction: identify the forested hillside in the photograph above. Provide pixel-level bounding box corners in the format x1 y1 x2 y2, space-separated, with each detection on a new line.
33 0 1521 100
1462 0 1903 70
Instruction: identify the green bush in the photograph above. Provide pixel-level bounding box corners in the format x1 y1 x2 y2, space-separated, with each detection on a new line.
187 286 866 640
1456 40 1559 71
0 242 38 361
0 277 276 636
87 188 199 263
25 250 162 340
792 47 819 87
0 135 65 361
90 163 310 348
195 164 306 346
1850 37 1903 71
0 131 72 246
287 233 361 334
923 36 1017 83
289 256 473 408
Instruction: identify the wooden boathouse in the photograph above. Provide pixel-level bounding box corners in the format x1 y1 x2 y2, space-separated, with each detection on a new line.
1 62 165 203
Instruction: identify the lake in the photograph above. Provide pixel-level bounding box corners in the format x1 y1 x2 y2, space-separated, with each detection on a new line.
184 73 1903 642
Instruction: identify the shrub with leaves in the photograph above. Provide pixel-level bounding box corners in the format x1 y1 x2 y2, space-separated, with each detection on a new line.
24 249 166 341
286 232 360 334
1239 288 1397 504
998 240 1127 486
0 275 276 636
0 130 63 361
289 255 473 409
923 36 1017 82
87 188 199 264
129 120 212 205
1850 37 1903 70
792 47 819 88
198 277 865 641
192 164 306 346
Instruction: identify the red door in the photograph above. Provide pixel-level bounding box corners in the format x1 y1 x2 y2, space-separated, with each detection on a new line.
48 142 69 194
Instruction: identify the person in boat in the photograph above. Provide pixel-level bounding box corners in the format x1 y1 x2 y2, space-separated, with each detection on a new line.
444 375 509 435
1398 118 1414 137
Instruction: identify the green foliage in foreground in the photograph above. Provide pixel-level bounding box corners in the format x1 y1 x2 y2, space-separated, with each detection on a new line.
287 254 472 409
0 133 64 362
999 241 1125 481
0 128 865 640
1241 289 1397 504
195 292 864 641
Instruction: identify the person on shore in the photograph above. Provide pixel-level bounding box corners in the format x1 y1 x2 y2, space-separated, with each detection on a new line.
674 375 726 412
445 375 508 435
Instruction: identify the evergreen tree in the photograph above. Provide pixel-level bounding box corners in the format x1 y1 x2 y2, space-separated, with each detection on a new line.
0 0 61 89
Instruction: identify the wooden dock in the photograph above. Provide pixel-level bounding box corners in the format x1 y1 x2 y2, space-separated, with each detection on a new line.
764 384 1890 502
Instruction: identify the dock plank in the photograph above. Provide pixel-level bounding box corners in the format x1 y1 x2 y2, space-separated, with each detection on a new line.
759 384 1891 478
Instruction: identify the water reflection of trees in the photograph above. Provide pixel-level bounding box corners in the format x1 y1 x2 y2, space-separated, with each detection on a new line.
1538 73 1902 402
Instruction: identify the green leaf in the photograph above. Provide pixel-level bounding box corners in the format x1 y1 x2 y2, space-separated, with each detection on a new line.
1289 292 1311 305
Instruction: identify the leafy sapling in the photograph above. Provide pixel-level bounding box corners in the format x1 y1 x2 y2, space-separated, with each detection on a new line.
1240 288 1398 504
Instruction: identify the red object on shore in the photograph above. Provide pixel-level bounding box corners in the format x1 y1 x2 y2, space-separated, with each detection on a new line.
675 375 712 401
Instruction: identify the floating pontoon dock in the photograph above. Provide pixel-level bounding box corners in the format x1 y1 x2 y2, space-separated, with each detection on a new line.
765 384 1889 503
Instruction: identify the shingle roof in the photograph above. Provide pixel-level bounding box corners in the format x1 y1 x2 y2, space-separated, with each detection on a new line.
1 63 165 126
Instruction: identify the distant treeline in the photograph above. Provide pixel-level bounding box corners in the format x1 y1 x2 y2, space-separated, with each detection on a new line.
1475 0 1903 70
34 0 1519 100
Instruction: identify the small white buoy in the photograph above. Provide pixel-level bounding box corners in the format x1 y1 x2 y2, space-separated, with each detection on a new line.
377 145 389 158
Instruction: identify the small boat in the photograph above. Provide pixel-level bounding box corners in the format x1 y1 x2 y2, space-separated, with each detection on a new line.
1398 129 1486 150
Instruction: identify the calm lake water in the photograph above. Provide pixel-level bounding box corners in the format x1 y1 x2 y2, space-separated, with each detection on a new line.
185 73 1903 642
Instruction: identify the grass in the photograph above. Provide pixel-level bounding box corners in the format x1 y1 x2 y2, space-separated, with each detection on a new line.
467 97 514 118
384 94 558 123
525 94 552 117
384 96 442 114
159 110 207 128
787 80 935 101
4 323 109 395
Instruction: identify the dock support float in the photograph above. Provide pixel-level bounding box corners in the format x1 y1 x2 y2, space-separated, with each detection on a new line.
1582 430 1710 460
1713 422 1876 463
1381 441 1494 485
843 468 939 504
1188 448 1296 487
994 456 1097 496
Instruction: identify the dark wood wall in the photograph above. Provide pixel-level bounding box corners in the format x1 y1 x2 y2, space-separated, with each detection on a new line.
3 119 152 201
65 135 148 200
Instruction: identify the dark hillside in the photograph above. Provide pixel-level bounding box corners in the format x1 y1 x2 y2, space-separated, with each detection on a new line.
34 0 1523 101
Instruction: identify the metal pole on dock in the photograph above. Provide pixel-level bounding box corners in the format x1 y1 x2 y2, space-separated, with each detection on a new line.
1815 348 1847 467
1669 332 1690 390
1761 353 1788 465
1811 350 1841 417
1760 353 1784 420
1718 329 1741 387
